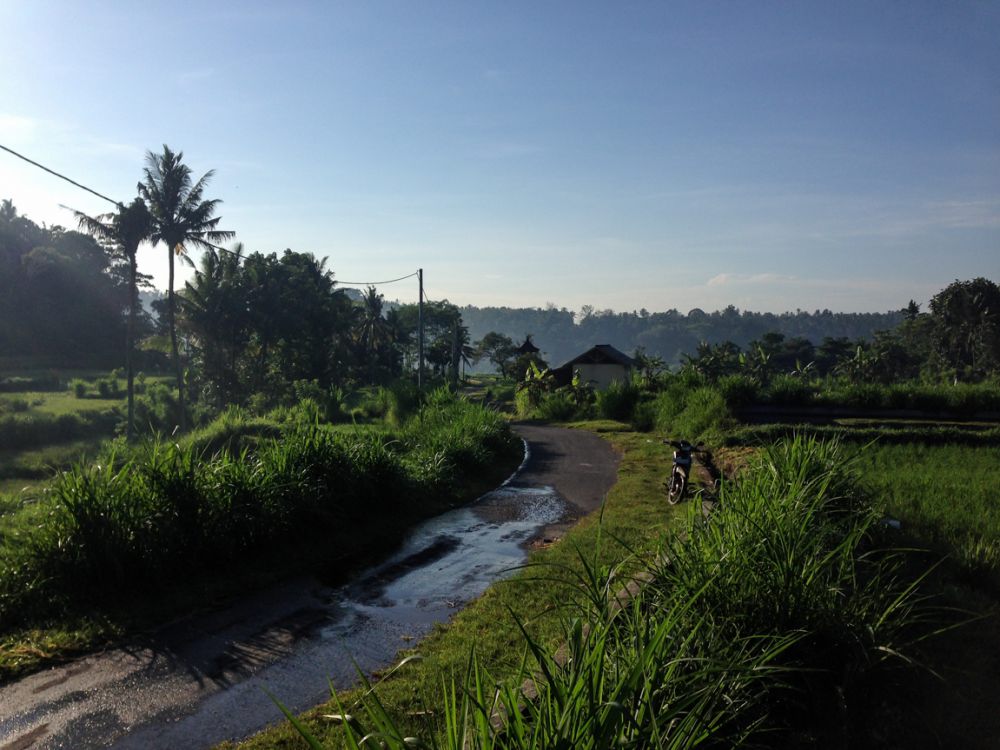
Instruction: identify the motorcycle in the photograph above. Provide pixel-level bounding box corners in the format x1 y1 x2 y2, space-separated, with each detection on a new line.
664 439 703 504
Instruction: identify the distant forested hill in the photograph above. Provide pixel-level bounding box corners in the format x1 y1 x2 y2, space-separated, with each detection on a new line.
460 304 903 368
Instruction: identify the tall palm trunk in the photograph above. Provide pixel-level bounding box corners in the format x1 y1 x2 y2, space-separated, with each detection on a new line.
168 249 187 430
126 252 137 441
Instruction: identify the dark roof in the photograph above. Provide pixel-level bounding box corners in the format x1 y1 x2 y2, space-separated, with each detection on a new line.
515 335 540 354
559 344 636 369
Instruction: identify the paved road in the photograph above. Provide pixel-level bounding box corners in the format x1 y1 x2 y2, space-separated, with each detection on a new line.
509 423 621 541
0 425 619 750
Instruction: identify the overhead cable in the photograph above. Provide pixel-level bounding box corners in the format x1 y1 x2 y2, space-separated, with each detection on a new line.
336 271 419 287
2 142 420 284
1 143 121 207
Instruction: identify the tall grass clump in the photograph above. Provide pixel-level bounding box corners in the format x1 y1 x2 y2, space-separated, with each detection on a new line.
594 379 639 422
652 385 735 442
0 396 518 630
657 435 936 738
401 389 517 494
534 391 579 421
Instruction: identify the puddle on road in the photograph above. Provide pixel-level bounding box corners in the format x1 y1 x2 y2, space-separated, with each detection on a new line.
112 483 566 749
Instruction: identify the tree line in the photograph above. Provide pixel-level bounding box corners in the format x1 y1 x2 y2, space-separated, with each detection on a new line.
673 279 1000 385
4 144 995 435
460 303 904 371
1 146 474 437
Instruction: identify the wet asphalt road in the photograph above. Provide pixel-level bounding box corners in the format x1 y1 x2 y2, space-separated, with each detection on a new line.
0 425 619 750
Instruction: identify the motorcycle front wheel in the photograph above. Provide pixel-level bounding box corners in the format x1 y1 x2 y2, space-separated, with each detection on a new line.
667 471 686 505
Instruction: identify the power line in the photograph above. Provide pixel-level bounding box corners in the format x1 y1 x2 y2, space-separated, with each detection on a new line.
3 141 422 286
336 271 419 287
1 143 122 207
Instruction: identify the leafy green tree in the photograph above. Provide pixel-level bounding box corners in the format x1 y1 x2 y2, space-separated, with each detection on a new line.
356 286 392 384
71 198 153 439
475 332 516 377
181 243 248 406
632 347 666 381
815 337 854 376
0 203 127 364
138 145 234 429
928 278 1000 381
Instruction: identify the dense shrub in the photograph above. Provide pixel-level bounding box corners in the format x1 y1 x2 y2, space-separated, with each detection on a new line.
594 380 640 421
650 384 735 442
0 373 61 393
0 410 120 451
765 374 813 406
132 382 184 434
716 374 760 409
0 397 30 414
71 379 88 398
630 397 657 431
97 377 120 398
536 391 581 421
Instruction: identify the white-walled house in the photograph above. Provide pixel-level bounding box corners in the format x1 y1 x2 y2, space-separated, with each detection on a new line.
554 344 635 390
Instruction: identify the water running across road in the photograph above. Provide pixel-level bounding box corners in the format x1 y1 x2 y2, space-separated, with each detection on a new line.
0 426 620 749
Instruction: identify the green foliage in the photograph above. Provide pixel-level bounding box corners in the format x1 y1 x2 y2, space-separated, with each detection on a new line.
766 373 814 405
96 377 120 399
0 397 30 414
594 379 639 421
715 373 760 409
281 436 934 749
71 379 88 399
0 398 516 630
132 381 185 433
0 373 61 393
860 442 1000 581
515 360 556 416
647 383 735 442
0 409 120 452
0 202 134 367
474 331 516 376
535 391 580 421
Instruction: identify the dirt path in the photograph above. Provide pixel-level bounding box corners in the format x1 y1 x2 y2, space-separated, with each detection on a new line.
0 425 619 750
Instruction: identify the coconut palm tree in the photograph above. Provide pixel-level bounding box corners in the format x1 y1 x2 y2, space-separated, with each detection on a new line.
138 145 234 430
70 198 152 441
356 285 391 384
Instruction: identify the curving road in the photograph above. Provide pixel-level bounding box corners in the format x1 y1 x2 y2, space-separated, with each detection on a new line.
0 425 619 750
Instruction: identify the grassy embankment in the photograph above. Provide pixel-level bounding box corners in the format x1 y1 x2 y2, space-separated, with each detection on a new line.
228 427 950 749
0 392 520 681
0 383 124 494
232 373 1000 749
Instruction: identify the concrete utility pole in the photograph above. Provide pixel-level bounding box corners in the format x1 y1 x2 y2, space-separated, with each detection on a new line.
417 268 424 391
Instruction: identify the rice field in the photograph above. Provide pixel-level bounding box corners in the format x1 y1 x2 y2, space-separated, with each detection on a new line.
859 442 1000 575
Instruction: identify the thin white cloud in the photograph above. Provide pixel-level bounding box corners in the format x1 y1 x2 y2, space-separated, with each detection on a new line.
706 272 796 287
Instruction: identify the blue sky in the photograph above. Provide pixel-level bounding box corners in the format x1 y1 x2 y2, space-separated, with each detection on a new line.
1 1 997 313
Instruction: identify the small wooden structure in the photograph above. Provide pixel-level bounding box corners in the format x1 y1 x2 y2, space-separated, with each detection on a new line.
554 344 635 390
514 335 540 356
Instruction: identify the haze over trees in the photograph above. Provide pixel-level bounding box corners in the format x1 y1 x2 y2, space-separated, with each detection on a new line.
461 304 904 370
